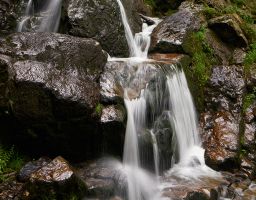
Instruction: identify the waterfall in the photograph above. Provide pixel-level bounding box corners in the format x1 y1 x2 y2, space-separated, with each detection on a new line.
17 0 62 32
115 0 160 58
113 0 220 199
166 66 200 162
150 130 160 177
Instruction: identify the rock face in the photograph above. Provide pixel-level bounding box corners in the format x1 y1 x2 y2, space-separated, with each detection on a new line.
150 3 201 53
0 32 108 161
208 14 248 47
66 0 141 57
21 156 87 200
241 101 256 178
200 65 245 170
0 0 18 38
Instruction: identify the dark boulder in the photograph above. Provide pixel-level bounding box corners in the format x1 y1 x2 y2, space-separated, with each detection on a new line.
150 2 202 53
0 32 108 161
66 0 142 57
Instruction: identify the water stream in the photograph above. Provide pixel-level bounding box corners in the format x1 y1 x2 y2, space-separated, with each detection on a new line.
114 0 221 199
17 0 62 32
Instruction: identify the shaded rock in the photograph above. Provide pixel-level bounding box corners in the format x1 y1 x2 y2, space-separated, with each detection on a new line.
0 0 19 38
204 29 233 65
0 32 108 161
150 3 201 53
100 105 126 157
0 179 23 200
18 157 51 182
154 0 185 12
66 0 141 57
23 156 86 200
209 14 248 47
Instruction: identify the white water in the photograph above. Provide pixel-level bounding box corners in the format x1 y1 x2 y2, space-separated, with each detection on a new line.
115 0 160 58
17 0 62 32
114 0 221 199
150 130 160 178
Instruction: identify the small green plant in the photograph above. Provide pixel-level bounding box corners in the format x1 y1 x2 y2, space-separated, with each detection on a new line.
243 87 256 112
0 145 25 182
95 103 103 115
245 43 256 66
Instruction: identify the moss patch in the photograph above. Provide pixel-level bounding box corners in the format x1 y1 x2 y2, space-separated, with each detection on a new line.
0 145 25 182
183 27 216 111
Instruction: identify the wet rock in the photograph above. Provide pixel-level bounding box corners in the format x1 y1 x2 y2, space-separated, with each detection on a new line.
100 105 126 157
209 14 248 47
23 156 86 200
66 0 141 57
150 3 201 53
200 65 245 170
0 32 108 161
162 176 225 200
77 159 122 199
100 60 158 103
203 111 240 170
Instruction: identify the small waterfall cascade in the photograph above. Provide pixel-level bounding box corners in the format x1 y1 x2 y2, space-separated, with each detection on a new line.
112 0 221 199
115 0 160 58
17 0 62 32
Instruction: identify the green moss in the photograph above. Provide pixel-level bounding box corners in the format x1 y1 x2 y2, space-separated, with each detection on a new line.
243 87 256 112
0 145 25 182
183 27 216 111
95 103 103 116
144 0 156 8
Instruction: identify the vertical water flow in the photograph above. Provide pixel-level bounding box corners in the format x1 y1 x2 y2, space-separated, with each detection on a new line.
116 0 139 57
150 130 160 177
123 95 146 166
166 67 200 163
17 0 62 32
38 0 62 32
116 0 159 58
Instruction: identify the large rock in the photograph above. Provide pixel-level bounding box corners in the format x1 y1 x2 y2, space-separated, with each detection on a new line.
200 65 245 170
66 0 142 57
150 2 202 53
208 14 248 47
21 156 87 200
0 32 108 161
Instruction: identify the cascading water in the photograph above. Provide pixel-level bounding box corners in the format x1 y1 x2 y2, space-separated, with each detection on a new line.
112 0 221 199
17 0 62 32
